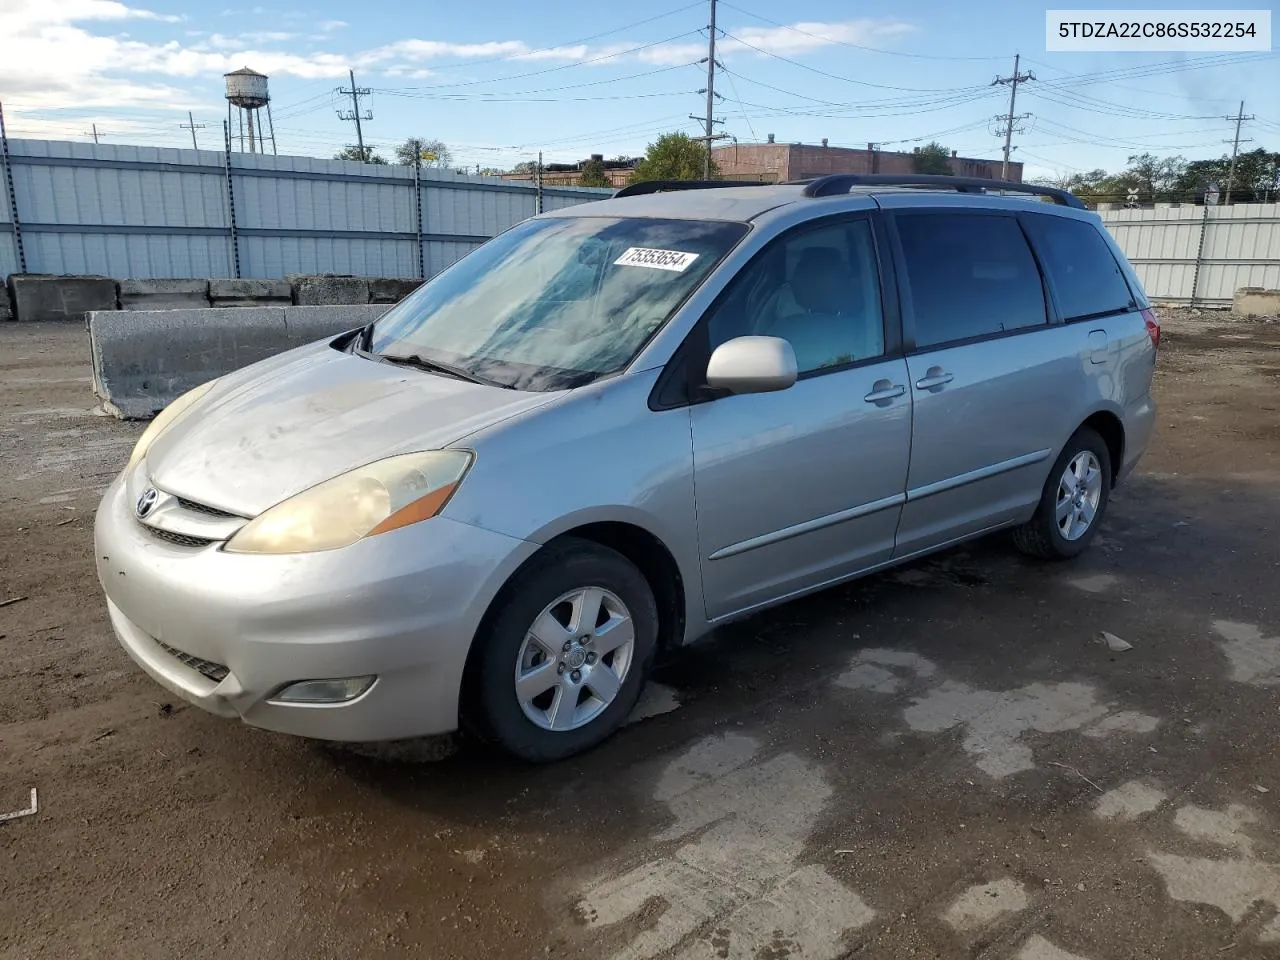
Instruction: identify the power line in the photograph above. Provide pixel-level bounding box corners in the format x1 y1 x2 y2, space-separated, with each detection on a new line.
991 54 1034 179
716 0 1008 61
375 31 703 93
720 30 989 93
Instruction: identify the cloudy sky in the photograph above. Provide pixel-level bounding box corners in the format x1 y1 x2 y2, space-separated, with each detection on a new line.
0 0 1276 179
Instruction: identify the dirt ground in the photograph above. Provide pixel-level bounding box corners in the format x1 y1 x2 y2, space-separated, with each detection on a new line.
2 310 1280 960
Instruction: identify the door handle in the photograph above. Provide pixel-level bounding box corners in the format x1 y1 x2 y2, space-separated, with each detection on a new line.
863 381 906 404
914 367 954 391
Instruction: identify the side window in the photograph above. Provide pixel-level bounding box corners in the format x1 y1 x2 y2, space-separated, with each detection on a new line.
1022 214 1135 321
706 219 885 374
896 213 1047 349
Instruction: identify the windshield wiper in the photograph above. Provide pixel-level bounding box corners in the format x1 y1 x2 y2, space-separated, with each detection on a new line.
377 352 494 386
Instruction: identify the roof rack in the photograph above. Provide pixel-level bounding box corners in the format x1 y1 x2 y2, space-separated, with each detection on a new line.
801 174 1086 209
612 179 775 198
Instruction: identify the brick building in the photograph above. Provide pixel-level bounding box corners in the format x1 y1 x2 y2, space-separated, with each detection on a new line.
501 154 639 188
710 138 1022 184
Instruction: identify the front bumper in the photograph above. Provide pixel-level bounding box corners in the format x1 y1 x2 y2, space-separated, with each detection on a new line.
94 470 538 741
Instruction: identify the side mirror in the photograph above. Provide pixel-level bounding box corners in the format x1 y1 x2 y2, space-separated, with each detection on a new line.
705 336 798 395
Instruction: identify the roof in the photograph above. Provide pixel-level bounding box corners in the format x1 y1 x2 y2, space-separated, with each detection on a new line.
544 184 809 222
224 66 266 77
543 175 1085 222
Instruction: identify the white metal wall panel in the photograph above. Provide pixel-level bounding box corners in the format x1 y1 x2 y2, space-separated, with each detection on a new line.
23 231 232 278
240 236 416 279
424 240 485 278
1101 203 1280 304
0 233 17 279
542 191 608 212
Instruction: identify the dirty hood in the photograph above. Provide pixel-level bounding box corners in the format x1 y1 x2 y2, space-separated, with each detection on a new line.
145 342 559 516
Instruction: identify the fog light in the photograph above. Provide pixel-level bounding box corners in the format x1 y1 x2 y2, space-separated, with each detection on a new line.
269 676 376 704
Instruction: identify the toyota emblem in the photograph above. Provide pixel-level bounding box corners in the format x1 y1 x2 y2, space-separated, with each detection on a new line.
135 487 159 518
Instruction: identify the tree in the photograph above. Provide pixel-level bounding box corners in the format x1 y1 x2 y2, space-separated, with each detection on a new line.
395 137 452 167
334 145 387 165
1120 152 1187 202
628 132 717 184
1174 148 1280 203
912 142 953 176
511 160 539 175
578 156 611 188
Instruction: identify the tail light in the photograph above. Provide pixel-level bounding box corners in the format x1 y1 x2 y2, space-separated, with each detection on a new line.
1141 307 1161 351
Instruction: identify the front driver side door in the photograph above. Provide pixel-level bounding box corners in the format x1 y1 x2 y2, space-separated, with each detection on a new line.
687 215 913 620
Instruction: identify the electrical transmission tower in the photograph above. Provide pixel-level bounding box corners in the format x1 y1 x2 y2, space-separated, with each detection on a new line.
1222 100 1255 205
689 0 728 180
337 69 373 159
991 54 1034 180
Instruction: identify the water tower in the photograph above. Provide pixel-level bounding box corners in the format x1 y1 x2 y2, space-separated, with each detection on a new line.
224 66 276 154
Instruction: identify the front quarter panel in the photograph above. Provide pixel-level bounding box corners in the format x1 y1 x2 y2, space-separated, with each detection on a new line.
441 370 705 638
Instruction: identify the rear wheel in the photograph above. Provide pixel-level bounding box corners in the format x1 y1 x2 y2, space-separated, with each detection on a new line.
1013 427 1112 560
467 539 658 762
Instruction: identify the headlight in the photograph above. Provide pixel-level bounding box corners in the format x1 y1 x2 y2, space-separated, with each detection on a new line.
223 450 473 555
126 380 218 472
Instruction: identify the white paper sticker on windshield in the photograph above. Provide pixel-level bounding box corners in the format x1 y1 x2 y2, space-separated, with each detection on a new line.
613 247 700 272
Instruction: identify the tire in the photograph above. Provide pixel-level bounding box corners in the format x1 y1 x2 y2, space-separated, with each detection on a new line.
1012 427 1112 561
466 538 658 763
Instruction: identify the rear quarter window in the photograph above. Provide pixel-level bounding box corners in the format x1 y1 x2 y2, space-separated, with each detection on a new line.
1022 214 1135 321
895 213 1047 349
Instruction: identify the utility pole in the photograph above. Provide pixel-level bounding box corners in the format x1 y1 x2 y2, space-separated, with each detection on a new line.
84 124 101 144
992 54 1034 180
689 0 727 180
337 68 373 159
535 150 543 215
180 112 205 150
1222 100 1255 205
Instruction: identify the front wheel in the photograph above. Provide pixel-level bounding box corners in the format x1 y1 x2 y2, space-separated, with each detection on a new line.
466 538 658 762
1013 427 1112 560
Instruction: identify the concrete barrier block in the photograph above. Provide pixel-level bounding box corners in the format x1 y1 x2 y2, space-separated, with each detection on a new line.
290 275 371 305
1233 287 1280 318
369 277 425 303
0 284 10 322
284 304 392 347
88 304 399 419
209 278 291 307
89 307 288 419
9 274 117 322
119 278 210 310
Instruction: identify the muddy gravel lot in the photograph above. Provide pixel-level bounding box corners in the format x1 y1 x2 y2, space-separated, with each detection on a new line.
2 311 1279 960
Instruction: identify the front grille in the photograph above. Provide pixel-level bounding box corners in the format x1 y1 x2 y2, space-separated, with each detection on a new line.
154 638 230 683
146 526 215 548
176 497 239 520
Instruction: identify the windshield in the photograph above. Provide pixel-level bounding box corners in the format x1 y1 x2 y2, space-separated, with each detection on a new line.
367 216 748 391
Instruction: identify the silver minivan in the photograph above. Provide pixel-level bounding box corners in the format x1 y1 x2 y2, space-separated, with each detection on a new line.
94 175 1159 761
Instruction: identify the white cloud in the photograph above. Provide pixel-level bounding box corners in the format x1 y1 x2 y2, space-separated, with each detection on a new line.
726 19 915 57
0 4 915 132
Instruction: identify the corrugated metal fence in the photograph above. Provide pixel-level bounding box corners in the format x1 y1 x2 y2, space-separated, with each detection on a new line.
0 138 610 283
1099 203 1280 306
3 138 1276 307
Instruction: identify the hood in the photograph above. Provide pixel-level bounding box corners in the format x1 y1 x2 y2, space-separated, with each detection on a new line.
146 343 560 516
